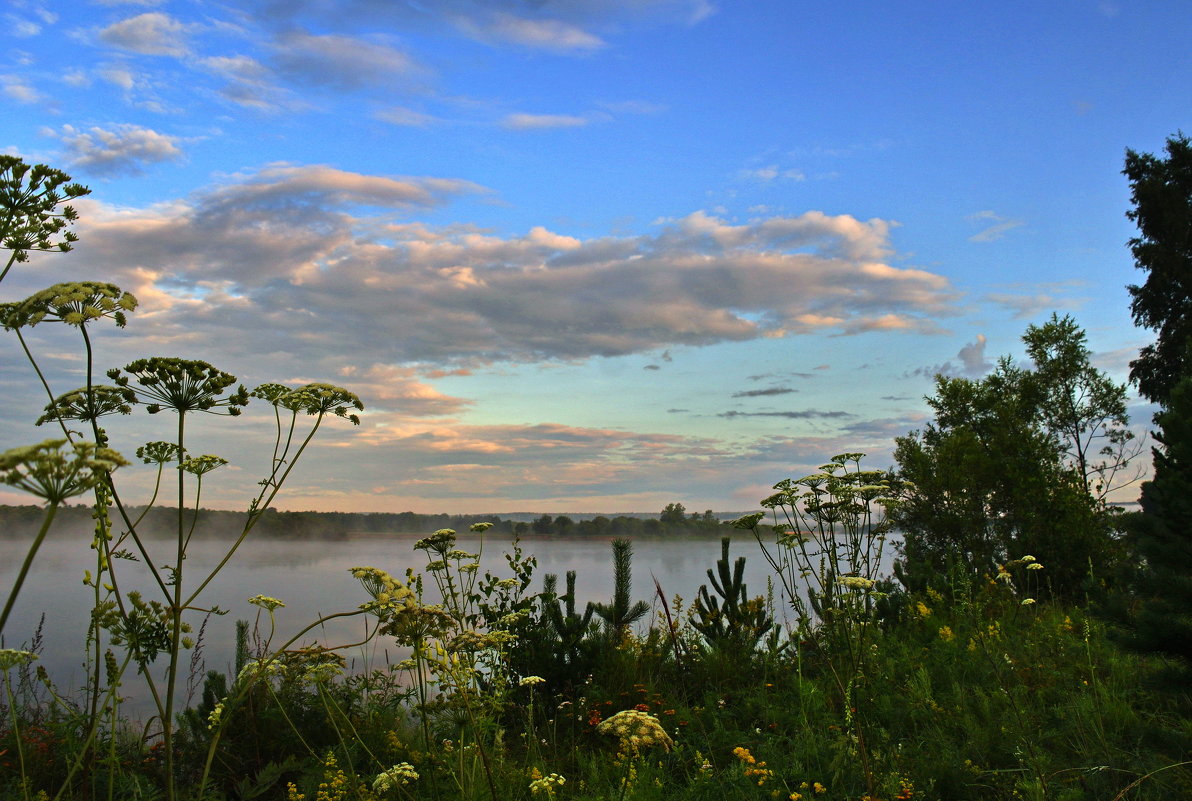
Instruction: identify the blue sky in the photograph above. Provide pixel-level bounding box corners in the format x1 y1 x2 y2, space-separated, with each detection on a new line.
1 0 1188 514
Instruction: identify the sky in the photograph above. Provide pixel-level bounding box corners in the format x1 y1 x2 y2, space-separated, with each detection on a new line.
1 0 1189 515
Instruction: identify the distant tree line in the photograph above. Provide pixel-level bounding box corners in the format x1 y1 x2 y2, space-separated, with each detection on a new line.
516 503 726 537
0 501 730 539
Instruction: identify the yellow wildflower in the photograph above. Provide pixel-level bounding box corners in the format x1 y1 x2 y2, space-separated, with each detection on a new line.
732 746 756 764
529 772 566 797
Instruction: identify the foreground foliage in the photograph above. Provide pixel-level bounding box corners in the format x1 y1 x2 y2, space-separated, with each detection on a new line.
2 519 1190 801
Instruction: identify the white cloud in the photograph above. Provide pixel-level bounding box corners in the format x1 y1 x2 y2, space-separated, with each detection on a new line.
199 55 271 83
986 292 1062 319
271 32 423 91
1 75 41 103
62 69 91 87
985 281 1086 319
98 12 191 57
205 163 489 212
245 0 712 38
967 210 1025 242
501 112 590 130
739 165 805 182
4 2 55 36
8 15 42 37
48 123 184 176
375 106 438 127
458 12 605 53
98 65 136 90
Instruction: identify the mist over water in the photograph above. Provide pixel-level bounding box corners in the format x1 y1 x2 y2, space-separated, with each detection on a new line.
0 530 895 717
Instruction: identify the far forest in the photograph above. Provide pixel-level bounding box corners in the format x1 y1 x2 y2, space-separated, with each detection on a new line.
0 501 731 540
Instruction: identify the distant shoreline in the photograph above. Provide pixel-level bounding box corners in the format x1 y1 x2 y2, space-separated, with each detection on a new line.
0 503 757 540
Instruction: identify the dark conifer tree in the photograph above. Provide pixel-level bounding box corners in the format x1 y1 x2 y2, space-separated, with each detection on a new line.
1115 376 1192 683
1124 133 1192 407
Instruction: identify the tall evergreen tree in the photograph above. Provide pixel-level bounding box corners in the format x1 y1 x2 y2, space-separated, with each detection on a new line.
1124 132 1192 406
1114 376 1192 682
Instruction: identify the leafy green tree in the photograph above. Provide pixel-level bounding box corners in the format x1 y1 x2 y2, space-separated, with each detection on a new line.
1112 376 1192 683
659 502 687 526
1023 313 1140 500
1124 132 1192 406
895 319 1122 596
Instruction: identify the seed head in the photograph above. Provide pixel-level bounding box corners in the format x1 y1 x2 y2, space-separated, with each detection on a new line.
0 439 128 504
4 282 136 329
137 441 184 465
0 649 38 670
109 357 248 415
252 381 363 424
37 385 137 426
0 156 90 267
180 454 228 476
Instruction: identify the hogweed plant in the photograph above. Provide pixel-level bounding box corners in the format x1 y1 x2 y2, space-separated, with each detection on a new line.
597 708 674 800
733 452 905 800
0 156 89 285
347 524 549 801
0 157 368 801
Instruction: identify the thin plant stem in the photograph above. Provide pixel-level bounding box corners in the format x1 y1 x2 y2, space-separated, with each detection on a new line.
162 410 188 801
1111 761 1192 801
3 669 31 801
78 325 106 738
49 650 136 801
0 502 60 637
0 244 19 285
185 415 325 608
13 329 72 439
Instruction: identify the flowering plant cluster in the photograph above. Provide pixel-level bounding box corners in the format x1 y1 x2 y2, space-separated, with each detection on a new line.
597 708 675 754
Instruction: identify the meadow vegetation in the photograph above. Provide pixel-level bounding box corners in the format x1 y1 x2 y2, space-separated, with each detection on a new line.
2 143 1191 800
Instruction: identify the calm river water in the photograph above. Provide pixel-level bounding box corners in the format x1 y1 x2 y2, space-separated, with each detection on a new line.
0 530 893 714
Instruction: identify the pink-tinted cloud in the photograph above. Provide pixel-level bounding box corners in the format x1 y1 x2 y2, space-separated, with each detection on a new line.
57 169 958 374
